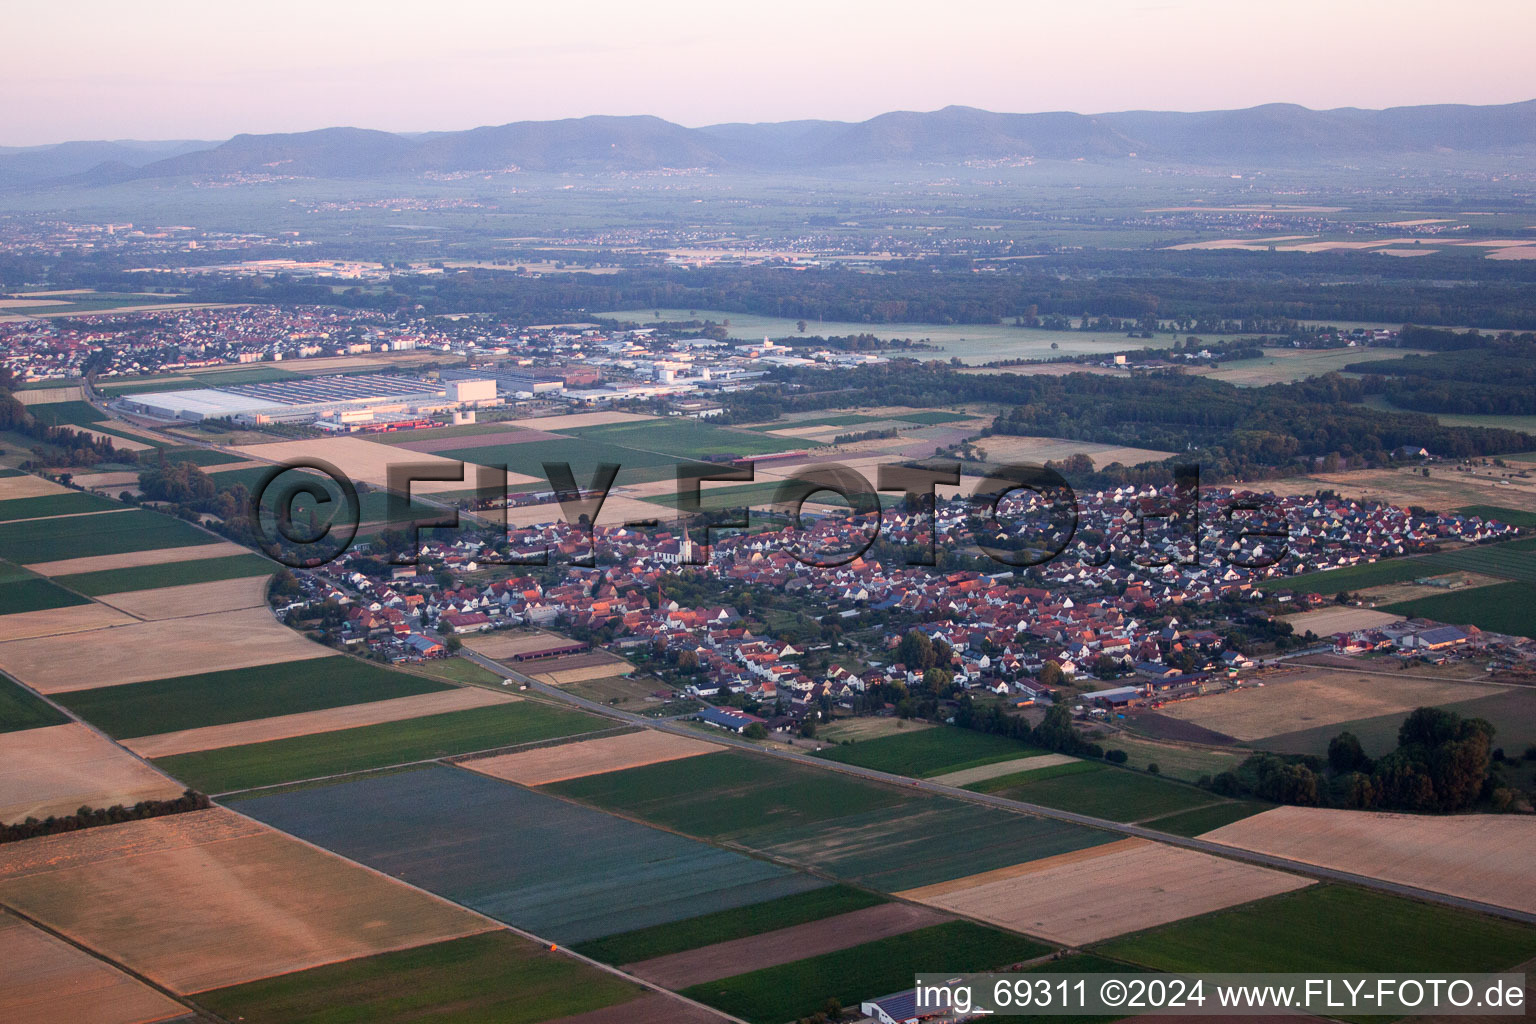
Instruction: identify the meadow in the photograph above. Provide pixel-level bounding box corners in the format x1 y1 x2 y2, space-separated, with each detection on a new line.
55 656 451 738
815 726 1046 777
0 507 218 563
968 760 1226 822
153 701 601 793
54 551 275 595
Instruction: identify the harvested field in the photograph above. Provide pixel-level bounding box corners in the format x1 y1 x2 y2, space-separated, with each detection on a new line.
816 716 932 743
0 915 186 1024
26 540 250 577
1157 668 1499 742
0 602 135 642
464 729 719 786
930 753 1079 787
529 651 635 686
94 574 271 620
540 992 726 1024
463 629 577 659
624 902 949 989
233 436 540 493
487 495 680 529
392 427 562 453
0 807 493 994
0 722 185 823
0 607 331 693
525 411 654 431
900 838 1312 946
71 471 145 491
1203 806 1536 914
11 384 86 403
0 474 70 500
125 687 513 758
235 764 826 944
967 435 1175 469
1281 606 1404 635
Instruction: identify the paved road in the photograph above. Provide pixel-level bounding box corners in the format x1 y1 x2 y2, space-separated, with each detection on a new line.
463 648 1536 926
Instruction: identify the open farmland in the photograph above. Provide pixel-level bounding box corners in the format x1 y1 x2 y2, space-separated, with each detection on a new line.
235 764 827 943
1139 800 1275 836
0 915 186 1024
929 753 1080 787
0 508 220 564
434 435 717 488
899 837 1311 945
815 725 1046 777
0 574 93 616
153 700 602 793
969 760 1225 822
234 436 542 493
0 807 494 994
1260 684 1536 758
572 885 885 966
462 729 720 786
1280 606 1404 635
679 921 1050 1024
55 655 450 738
1203 807 1536 914
968 434 1175 469
0 607 331 693
559 417 818 458
0 675 68 732
191 931 648 1024
25 540 251 577
54 552 275 595
1384 580 1536 636
0 490 120 521
0 474 71 500
0 722 186 822
95 574 271 619
0 600 134 642
1095 884 1536 974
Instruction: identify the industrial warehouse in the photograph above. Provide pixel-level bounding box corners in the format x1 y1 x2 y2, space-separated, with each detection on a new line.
115 374 500 428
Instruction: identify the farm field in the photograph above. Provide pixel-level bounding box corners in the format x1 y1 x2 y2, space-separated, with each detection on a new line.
0 473 70 500
233 436 541 493
96 573 271 619
968 760 1225 822
1280 606 1404 635
25 539 250 577
1258 554 1468 592
899 837 1311 946
1139 800 1275 837
816 716 933 742
235 764 827 943
929 753 1080 787
967 434 1176 469
571 885 885 965
1203 807 1536 914
0 914 186 1024
125 688 513 758
461 729 720 786
0 674 68 732
54 655 450 738
54 551 275 595
562 417 816 457
1259 684 1536 758
0 507 220 563
0 490 120 521
153 700 602 793
192 931 645 1024
1090 734 1248 783
1155 667 1499 743
678 920 1050 1024
435 435 717 488
0 601 134 641
0 722 185 822
1095 884 1536 974
1455 504 1536 528
0 574 91 614
0 607 331 693
1383 580 1536 636
814 725 1047 777
0 807 493 994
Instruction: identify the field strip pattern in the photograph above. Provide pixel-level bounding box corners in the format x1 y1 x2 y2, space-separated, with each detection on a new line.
232 436 541 493
0 603 137 642
124 687 516 758
900 840 1313 946
93 575 272 620
0 722 186 823
0 914 187 1024
622 903 951 989
538 991 729 1024
0 508 135 526
461 729 722 786
0 476 71 500
929 753 1080 787
1203 806 1536 915
0 807 496 994
25 541 251 577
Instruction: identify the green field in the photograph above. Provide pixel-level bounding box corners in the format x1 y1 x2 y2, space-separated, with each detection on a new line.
0 675 68 733
192 931 641 1024
437 436 719 487
1259 557 1452 593
0 575 92 615
893 410 970 424
561 418 818 458
969 760 1226 822
680 921 1051 1024
55 656 450 738
816 726 1046 777
0 507 218 563
1430 538 1536 583
572 885 886 965
1138 800 1273 837
748 413 885 431
154 700 603 793
156 447 250 467
23 401 106 427
0 491 121 522
53 552 274 595
1383 580 1536 637
1096 885 1536 973
1457 505 1536 528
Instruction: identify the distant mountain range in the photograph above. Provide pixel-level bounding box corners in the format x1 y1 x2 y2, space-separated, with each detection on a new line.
5 100 1535 186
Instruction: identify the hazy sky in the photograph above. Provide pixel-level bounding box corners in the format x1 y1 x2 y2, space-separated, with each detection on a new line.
6 0 1535 145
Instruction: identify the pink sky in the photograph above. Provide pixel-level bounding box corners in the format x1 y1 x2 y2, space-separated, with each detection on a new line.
5 0 1534 146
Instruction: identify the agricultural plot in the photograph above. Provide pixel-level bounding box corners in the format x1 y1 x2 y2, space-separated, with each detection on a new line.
192 931 645 1024
0 607 331 693
1085 734 1247 783
1280 606 1404 635
0 574 91 614
1095 884 1536 974
969 760 1224 822
154 700 601 793
1261 685 1536 759
1456 504 1536 528
1384 580 1536 637
54 551 275 595
814 725 1046 777
25 539 251 577
560 418 818 458
1203 807 1536 915
0 915 186 1024
0 473 70 500
0 807 493 994
462 729 720 786
572 885 886 966
899 838 1311 946
0 602 135 642
0 722 186 822
679 921 1050 1024
929 753 1079 787
94 574 271 619
0 674 68 732
968 435 1175 470
1258 556 1454 593
233 436 541 493
24 400 106 427
435 436 717 488
235 764 827 944
0 490 120 521
53 656 447 738
0 507 219 563
1139 800 1274 837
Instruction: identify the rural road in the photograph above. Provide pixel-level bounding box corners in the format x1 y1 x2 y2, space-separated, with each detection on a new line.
462 649 1536 927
